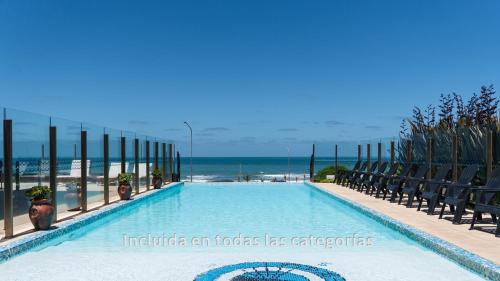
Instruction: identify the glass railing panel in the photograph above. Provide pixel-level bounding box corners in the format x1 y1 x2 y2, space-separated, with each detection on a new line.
412 133 427 165
0 108 5 228
6 109 50 230
313 143 334 181
312 137 398 182
457 127 488 166
84 123 104 207
107 128 122 203
336 140 359 169
457 126 489 181
0 106 177 236
123 130 135 173
121 130 136 194
137 135 148 191
431 129 452 167
52 116 82 217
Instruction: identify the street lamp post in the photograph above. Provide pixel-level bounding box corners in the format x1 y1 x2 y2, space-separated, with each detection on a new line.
184 121 193 182
287 146 291 182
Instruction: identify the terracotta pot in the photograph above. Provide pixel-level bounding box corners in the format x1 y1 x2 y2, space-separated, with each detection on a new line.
152 176 163 189
29 199 55 231
118 183 132 200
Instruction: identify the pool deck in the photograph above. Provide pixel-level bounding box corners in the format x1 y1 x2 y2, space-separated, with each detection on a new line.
312 182 500 264
0 184 167 246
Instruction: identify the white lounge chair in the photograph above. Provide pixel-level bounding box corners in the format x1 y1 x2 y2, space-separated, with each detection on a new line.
95 162 127 179
132 163 150 177
110 162 126 179
58 160 91 179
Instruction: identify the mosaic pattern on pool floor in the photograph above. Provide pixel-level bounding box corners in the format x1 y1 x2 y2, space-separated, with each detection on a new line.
194 262 346 281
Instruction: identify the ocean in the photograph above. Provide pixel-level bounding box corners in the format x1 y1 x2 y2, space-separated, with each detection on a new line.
177 157 360 182
7 156 362 183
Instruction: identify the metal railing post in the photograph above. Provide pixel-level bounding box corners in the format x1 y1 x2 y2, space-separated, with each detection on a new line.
357 144 361 161
162 142 166 179
176 151 181 181
154 141 159 169
3 119 13 238
406 140 412 164
309 144 315 182
452 134 458 182
335 144 338 171
146 140 150 190
49 125 57 222
121 136 126 174
168 143 173 182
81 130 88 212
367 143 371 169
377 142 382 169
390 141 395 164
426 137 433 179
103 133 109 204
486 130 493 180
134 138 139 194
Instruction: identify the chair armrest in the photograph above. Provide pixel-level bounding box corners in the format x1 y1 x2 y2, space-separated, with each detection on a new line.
445 184 476 190
390 174 407 179
407 176 425 180
425 179 446 185
470 188 500 193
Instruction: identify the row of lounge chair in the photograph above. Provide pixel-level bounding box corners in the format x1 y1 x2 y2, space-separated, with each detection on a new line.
334 160 500 237
0 160 154 188
2 160 149 179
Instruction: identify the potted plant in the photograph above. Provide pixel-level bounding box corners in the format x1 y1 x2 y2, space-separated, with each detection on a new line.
25 185 54 230
117 173 133 200
152 167 163 189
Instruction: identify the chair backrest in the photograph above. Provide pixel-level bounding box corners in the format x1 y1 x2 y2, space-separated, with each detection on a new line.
457 164 479 185
108 162 122 178
376 162 388 174
352 160 361 171
385 163 399 176
368 162 378 173
480 167 500 204
69 160 91 177
357 162 368 172
413 164 429 179
485 167 500 188
132 163 148 177
406 164 429 187
399 163 413 178
424 164 451 193
433 164 452 182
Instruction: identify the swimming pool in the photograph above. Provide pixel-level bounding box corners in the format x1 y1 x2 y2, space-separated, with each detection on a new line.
0 183 491 280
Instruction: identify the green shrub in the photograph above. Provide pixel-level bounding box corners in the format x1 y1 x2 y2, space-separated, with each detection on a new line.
118 173 133 185
25 186 51 200
314 165 348 181
319 178 335 183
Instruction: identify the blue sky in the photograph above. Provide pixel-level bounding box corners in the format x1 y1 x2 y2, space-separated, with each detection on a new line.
1 0 499 156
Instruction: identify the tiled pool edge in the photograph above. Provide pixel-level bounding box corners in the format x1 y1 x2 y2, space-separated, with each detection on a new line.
0 182 184 263
307 182 500 281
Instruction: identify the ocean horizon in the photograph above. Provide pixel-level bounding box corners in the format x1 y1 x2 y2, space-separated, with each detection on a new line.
177 156 363 182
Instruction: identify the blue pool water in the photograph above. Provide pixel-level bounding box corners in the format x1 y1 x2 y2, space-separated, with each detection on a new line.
0 183 486 281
